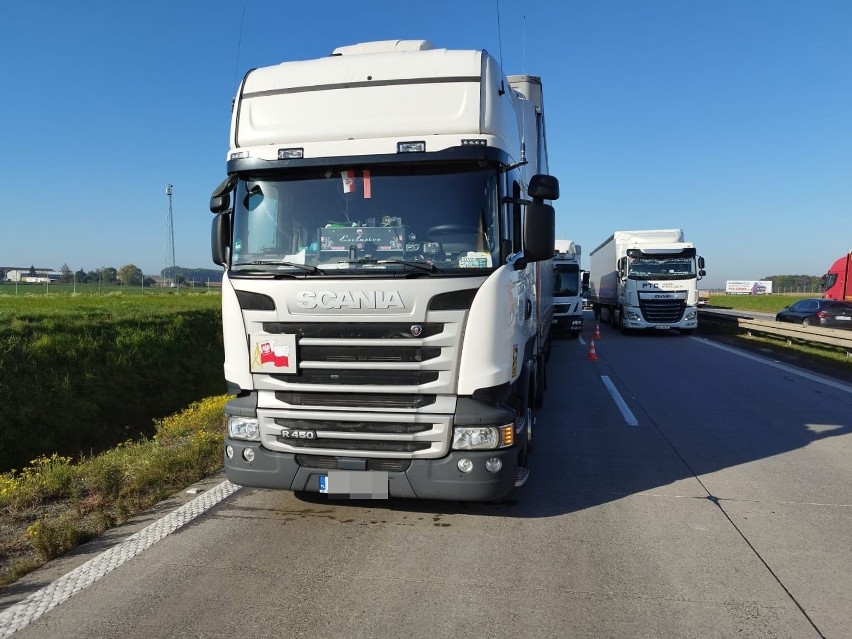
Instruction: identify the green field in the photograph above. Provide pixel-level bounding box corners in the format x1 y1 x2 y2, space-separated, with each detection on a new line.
707 293 813 314
0 282 216 298
0 291 224 472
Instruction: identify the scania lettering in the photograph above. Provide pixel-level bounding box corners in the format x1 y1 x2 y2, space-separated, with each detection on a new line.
589 229 706 335
295 290 405 310
209 40 558 501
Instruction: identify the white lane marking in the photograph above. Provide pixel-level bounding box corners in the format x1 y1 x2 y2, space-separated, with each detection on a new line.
601 375 640 426
0 480 241 638
578 336 587 346
691 337 852 395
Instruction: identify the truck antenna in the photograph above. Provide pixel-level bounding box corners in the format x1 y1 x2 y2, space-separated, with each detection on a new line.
495 0 506 95
232 0 248 95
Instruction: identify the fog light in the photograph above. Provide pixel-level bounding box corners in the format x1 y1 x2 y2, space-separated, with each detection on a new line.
243 448 255 463
485 457 502 473
226 445 234 459
457 458 473 473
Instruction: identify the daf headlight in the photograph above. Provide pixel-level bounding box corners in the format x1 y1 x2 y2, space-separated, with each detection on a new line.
228 416 260 441
626 310 641 320
452 424 514 450
685 310 697 320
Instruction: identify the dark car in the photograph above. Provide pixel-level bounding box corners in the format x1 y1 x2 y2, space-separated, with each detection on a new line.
775 298 852 329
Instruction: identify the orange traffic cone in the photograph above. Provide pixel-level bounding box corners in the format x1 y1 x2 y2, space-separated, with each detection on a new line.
594 322 601 340
587 338 598 361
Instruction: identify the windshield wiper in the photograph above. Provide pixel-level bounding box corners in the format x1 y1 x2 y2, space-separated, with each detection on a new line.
345 257 441 273
235 260 325 274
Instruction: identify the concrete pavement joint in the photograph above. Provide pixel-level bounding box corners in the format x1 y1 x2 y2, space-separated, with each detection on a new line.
0 480 241 639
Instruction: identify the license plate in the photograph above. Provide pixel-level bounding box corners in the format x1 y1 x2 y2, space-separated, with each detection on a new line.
318 470 389 499
836 316 850 321
655 325 670 330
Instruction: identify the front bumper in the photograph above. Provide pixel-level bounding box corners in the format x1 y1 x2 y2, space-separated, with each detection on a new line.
224 439 519 501
621 307 698 331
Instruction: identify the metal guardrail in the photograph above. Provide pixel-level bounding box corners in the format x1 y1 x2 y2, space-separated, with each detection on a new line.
699 310 852 354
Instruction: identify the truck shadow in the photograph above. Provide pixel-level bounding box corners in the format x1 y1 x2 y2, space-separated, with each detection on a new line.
293 322 852 520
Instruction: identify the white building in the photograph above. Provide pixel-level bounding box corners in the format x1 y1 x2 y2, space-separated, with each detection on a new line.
4 268 61 283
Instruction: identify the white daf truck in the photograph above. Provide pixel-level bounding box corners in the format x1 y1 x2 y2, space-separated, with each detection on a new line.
552 239 584 338
209 40 558 500
589 229 705 335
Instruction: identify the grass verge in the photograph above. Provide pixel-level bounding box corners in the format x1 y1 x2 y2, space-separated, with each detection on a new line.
0 394 230 588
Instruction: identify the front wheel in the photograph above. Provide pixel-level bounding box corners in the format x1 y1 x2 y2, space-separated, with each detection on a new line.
802 318 812 327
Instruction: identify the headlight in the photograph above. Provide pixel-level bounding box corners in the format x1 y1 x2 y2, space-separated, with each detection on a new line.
626 310 640 320
452 424 514 450
685 310 697 320
228 416 260 441
452 427 499 450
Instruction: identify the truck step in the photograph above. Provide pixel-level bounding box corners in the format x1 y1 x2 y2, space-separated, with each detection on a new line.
514 467 530 487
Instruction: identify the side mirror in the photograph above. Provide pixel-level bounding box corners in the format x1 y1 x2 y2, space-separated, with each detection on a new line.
523 203 555 262
698 269 706 278
210 194 230 214
210 175 238 214
211 213 231 267
528 174 560 201
698 256 706 269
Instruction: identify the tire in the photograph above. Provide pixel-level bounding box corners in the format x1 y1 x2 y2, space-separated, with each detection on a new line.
802 318 811 327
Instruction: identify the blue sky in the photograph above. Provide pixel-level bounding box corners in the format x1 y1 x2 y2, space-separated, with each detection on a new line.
1 0 849 288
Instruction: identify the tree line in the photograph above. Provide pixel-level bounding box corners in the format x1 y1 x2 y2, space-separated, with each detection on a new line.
761 274 824 292
56 264 223 286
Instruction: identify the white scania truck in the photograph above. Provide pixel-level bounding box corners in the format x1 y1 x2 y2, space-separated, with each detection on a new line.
589 229 705 335
552 239 584 337
209 40 558 500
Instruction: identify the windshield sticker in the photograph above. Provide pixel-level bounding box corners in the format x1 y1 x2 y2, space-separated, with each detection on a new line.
363 169 372 199
250 333 297 374
459 252 491 268
341 170 356 194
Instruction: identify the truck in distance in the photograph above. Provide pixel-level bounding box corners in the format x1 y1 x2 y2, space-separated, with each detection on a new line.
821 251 852 301
588 229 705 334
552 240 584 338
208 40 558 501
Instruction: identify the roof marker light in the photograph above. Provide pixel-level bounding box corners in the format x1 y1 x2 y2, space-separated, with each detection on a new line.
397 141 425 153
278 148 304 159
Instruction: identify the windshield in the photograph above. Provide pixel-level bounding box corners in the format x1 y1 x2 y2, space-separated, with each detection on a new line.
628 255 697 280
230 164 500 275
554 263 580 296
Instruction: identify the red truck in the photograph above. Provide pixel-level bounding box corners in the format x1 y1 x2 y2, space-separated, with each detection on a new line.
822 251 852 301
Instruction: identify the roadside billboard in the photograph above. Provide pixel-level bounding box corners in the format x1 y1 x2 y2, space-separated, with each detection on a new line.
725 280 773 295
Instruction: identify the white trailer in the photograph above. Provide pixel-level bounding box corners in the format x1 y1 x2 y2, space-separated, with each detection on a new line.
552 240 584 337
589 229 706 334
209 40 558 500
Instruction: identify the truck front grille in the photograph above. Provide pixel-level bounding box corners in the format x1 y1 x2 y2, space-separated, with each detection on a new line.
276 391 436 409
263 322 443 339
298 345 441 363
639 299 686 324
272 370 440 386
279 438 431 452
274 418 431 434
